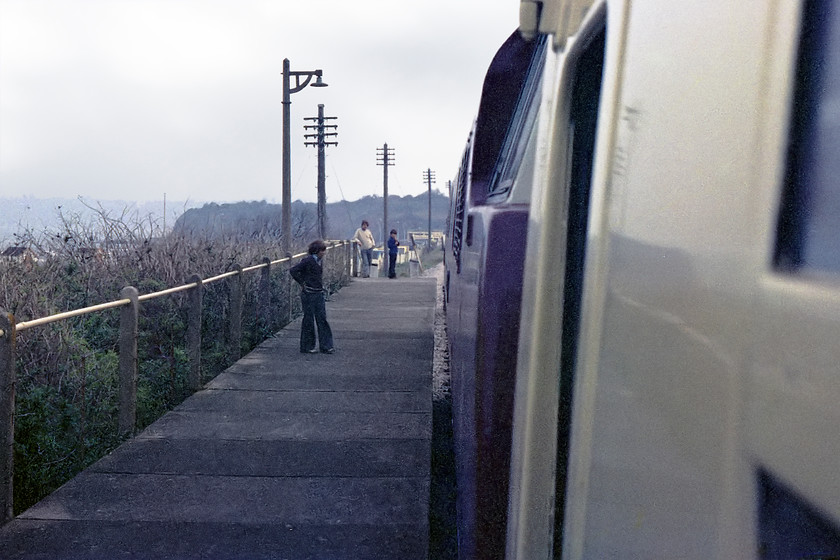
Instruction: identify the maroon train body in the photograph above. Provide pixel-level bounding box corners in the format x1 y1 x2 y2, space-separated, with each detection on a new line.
443 30 546 560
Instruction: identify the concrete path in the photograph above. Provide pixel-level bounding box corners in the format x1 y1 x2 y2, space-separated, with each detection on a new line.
0 277 437 560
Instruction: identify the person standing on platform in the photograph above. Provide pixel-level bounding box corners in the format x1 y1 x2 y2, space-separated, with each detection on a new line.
352 220 375 278
289 240 335 354
387 229 400 279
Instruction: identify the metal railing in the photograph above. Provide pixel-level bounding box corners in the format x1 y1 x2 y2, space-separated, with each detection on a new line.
0 239 357 524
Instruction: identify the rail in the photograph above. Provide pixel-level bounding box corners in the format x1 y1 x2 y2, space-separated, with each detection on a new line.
0 240 360 524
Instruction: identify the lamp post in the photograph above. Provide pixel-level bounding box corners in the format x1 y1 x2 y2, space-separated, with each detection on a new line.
282 58 327 253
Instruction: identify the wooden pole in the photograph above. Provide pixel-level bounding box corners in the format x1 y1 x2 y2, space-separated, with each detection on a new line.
119 287 139 435
284 253 293 325
186 275 203 392
228 265 243 363
259 257 272 336
0 312 15 524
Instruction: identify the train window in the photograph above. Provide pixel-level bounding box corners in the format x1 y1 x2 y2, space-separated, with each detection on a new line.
488 34 548 200
471 31 545 206
451 144 469 274
775 0 840 273
757 470 840 558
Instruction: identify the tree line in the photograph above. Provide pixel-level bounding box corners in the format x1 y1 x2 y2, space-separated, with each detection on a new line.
173 191 451 242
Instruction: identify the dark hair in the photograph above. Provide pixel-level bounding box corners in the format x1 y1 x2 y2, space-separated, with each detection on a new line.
390 229 397 235
308 240 327 254
361 220 369 227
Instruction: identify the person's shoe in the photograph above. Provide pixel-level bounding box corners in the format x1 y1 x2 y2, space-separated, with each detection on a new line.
321 348 335 354
301 348 318 354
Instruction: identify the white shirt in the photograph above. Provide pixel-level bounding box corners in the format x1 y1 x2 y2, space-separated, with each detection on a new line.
353 227 375 250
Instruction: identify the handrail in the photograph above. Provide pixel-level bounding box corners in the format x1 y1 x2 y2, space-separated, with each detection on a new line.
15 299 132 333
201 270 239 284
7 246 334 336
137 282 199 302
241 252 305 273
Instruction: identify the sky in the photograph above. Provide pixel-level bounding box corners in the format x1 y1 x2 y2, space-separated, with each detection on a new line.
0 0 519 207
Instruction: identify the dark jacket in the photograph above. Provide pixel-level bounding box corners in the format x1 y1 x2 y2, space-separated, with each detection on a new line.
388 237 399 255
290 255 324 293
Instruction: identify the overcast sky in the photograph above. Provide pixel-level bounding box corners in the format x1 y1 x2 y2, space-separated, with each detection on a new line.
0 0 518 207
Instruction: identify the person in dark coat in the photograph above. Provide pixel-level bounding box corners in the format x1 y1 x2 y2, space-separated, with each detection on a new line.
289 240 335 353
387 229 400 279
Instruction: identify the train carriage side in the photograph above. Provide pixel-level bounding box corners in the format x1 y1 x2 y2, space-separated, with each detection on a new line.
443 29 549 560
508 0 840 558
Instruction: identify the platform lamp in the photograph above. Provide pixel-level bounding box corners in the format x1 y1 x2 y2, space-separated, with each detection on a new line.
282 58 327 253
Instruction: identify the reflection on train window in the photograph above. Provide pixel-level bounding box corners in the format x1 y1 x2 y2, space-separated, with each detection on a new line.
776 0 840 273
488 34 548 200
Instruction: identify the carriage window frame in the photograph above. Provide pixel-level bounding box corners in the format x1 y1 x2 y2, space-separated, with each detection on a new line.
775 0 840 274
551 23 606 558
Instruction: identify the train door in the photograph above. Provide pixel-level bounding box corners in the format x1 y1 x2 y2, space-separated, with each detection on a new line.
506 4 607 559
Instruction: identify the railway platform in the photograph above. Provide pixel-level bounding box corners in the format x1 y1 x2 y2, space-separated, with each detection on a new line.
0 277 437 560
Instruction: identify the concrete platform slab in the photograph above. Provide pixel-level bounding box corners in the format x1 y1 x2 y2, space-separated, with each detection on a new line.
137 410 431 440
90 438 430 477
19 472 427 525
0 520 426 560
177 388 427 413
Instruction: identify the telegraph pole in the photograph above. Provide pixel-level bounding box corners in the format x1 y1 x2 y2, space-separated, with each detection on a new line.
377 144 395 273
304 104 338 239
423 168 436 248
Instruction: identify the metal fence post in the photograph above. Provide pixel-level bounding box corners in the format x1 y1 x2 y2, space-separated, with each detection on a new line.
186 274 203 392
0 312 16 525
323 245 332 290
119 286 139 435
345 241 352 284
342 241 347 282
259 257 271 336
329 244 338 289
229 265 243 363
334 242 347 288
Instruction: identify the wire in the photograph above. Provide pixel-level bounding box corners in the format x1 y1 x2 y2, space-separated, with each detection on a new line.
293 152 315 192
330 162 355 226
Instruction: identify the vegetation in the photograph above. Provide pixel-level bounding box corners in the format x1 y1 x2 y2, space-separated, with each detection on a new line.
1 203 348 514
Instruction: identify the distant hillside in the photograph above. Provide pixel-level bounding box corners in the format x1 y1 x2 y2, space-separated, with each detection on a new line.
172 191 451 243
1 192 451 248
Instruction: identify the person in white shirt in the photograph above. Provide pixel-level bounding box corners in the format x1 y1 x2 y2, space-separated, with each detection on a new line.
352 220 376 278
